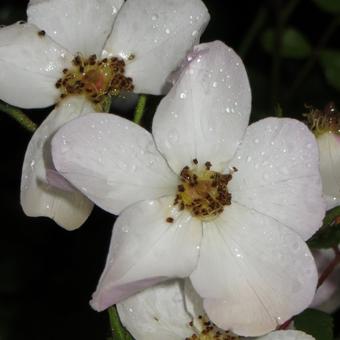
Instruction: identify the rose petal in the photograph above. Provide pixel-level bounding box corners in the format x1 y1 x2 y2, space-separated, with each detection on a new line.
229 118 325 240
258 330 315 340
52 113 177 215
27 0 123 56
117 280 195 340
90 197 201 311
0 23 72 108
317 132 340 209
152 41 251 174
103 0 210 94
21 96 94 230
190 203 317 336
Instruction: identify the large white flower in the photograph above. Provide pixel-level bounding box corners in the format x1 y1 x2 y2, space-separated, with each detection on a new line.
117 279 315 340
51 41 325 335
0 0 209 230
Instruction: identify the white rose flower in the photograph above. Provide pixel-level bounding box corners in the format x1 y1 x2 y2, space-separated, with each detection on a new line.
117 279 315 340
51 41 325 335
305 103 340 209
0 0 209 229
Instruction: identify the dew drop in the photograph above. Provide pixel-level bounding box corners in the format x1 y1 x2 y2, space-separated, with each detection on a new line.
168 129 179 144
165 28 171 34
212 81 218 88
180 92 186 99
192 30 198 36
151 14 159 21
254 138 259 144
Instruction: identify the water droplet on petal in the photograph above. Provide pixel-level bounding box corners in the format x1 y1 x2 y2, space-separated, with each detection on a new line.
180 92 186 99
168 129 179 145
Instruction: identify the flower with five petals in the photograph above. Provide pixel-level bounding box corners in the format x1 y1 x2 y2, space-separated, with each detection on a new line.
51 41 325 335
0 0 209 229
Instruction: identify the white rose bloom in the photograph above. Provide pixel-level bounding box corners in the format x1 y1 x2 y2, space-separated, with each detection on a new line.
51 41 325 335
305 103 340 209
0 0 209 230
117 279 315 340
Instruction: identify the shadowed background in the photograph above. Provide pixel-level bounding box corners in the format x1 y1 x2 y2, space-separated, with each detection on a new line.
0 0 339 339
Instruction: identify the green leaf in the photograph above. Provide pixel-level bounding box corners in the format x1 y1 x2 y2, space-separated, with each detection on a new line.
311 0 340 14
294 309 333 340
319 49 340 92
261 28 311 59
308 206 340 249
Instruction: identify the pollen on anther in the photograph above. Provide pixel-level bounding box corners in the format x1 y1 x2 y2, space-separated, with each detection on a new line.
38 30 46 37
193 158 198 165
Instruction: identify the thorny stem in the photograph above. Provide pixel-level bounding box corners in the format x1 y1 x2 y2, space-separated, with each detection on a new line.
0 100 37 133
239 7 268 59
278 245 340 330
286 16 340 101
133 94 147 125
317 246 340 289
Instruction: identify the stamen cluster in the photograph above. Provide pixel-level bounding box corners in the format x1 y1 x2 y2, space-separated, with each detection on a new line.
186 315 239 340
305 102 340 136
55 54 134 108
174 160 233 221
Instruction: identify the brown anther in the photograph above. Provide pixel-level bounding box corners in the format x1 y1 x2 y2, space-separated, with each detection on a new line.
193 158 198 165
205 161 212 170
38 30 45 37
166 217 174 223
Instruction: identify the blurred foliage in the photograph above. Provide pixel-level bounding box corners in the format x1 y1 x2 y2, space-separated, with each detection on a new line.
294 309 334 340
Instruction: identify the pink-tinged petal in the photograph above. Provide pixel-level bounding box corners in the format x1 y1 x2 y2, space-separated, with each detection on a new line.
190 203 317 336
46 169 75 192
317 132 340 209
258 330 315 340
117 280 196 340
52 113 177 215
90 197 202 311
311 249 340 313
21 97 94 230
27 0 123 56
103 0 209 95
152 41 251 174
0 23 73 108
229 118 325 240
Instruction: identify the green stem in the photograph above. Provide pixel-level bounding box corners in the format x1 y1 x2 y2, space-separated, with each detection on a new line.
286 16 340 101
0 100 37 133
108 306 131 340
239 7 268 59
133 95 147 125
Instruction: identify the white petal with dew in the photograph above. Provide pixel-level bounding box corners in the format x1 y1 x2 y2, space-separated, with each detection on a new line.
21 96 94 230
190 203 317 336
0 23 72 108
258 330 315 340
153 41 251 174
317 132 340 209
27 0 123 56
52 113 177 215
103 0 210 95
91 197 202 311
229 118 325 240
117 280 196 340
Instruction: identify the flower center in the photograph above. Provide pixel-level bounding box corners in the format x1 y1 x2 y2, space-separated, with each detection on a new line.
173 160 234 221
55 54 134 110
305 102 340 136
186 316 240 340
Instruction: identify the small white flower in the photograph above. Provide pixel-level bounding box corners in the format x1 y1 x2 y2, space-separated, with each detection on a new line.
0 0 209 229
51 41 325 335
117 279 315 340
305 103 340 209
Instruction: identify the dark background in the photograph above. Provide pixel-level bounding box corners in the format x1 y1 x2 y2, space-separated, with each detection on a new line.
0 0 339 339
